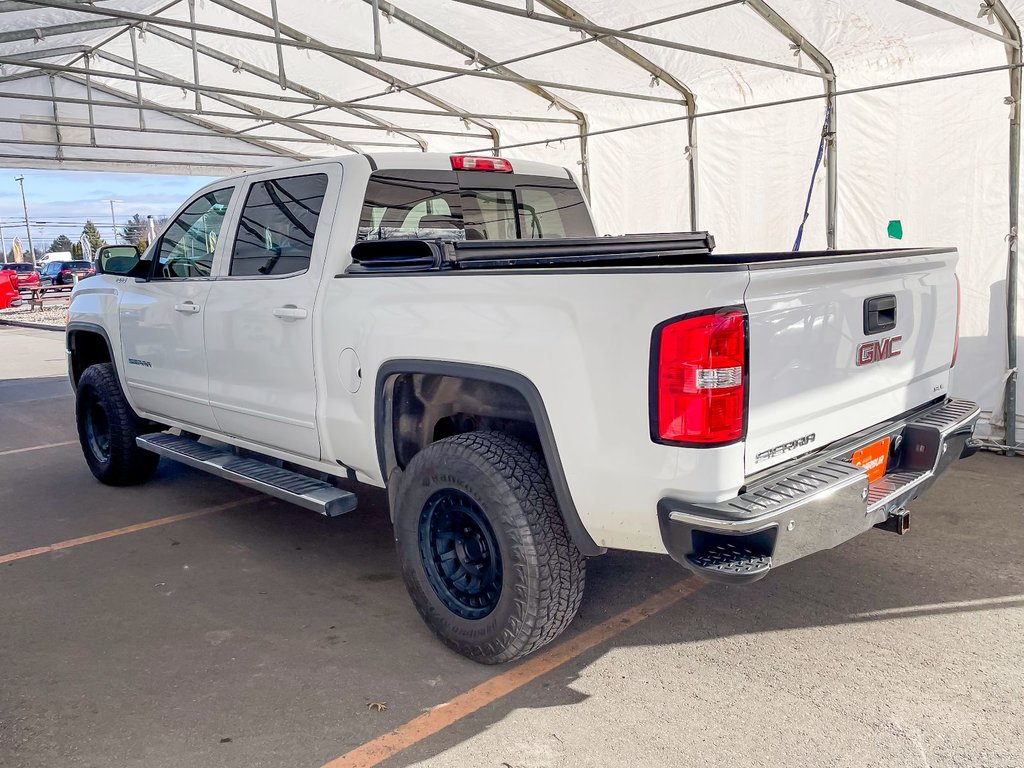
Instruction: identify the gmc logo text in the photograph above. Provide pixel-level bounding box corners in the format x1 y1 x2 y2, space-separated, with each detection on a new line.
857 335 902 366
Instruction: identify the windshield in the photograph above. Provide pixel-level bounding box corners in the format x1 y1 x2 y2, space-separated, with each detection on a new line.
358 170 594 242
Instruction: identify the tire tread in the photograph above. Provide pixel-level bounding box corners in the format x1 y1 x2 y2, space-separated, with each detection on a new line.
397 431 585 663
76 362 159 486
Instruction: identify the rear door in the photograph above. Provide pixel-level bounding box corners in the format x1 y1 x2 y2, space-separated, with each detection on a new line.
117 185 236 430
204 167 339 459
742 248 958 474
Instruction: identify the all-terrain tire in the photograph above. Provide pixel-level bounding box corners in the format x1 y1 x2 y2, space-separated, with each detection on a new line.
394 431 586 664
76 362 160 486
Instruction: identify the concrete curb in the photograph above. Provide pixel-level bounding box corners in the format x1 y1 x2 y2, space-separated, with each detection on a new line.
0 318 65 332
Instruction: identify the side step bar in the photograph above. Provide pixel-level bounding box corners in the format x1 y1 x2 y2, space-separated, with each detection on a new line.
137 432 357 517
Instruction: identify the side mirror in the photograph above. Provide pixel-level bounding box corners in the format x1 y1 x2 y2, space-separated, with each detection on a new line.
96 244 147 278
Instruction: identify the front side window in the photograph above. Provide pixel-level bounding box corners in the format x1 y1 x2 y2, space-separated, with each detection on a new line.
155 187 234 280
229 174 329 277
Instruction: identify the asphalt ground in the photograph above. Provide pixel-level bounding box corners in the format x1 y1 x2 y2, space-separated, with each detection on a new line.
1 325 1021 768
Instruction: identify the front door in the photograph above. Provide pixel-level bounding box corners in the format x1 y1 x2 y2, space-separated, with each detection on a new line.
204 168 338 459
118 186 235 430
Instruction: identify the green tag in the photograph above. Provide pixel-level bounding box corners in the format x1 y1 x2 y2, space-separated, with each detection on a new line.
887 220 903 240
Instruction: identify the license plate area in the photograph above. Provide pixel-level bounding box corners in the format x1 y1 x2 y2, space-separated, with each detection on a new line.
852 436 891 483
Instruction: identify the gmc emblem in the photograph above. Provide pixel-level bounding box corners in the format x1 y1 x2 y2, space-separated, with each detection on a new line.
857 335 902 366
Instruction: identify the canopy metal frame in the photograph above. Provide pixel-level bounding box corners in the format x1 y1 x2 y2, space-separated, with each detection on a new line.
0 0 1019 453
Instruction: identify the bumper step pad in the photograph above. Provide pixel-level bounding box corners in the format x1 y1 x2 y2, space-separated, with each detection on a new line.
685 542 772 581
137 432 357 517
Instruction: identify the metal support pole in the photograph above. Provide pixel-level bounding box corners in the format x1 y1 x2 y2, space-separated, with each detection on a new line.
129 25 145 129
370 0 383 59
83 54 96 146
108 200 121 244
269 0 287 87
15 175 36 267
577 122 590 200
0 218 7 262
1009 64 1020 454
47 74 64 161
186 0 201 111
825 79 837 249
147 215 157 245
686 100 699 230
991 1 1021 455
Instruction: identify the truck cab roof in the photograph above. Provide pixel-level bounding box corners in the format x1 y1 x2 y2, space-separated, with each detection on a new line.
213 152 573 189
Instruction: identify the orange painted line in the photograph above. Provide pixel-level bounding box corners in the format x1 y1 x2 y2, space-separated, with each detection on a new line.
323 578 704 768
0 440 77 457
0 497 261 565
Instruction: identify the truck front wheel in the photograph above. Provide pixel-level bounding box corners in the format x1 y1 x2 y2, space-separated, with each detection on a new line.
76 363 160 486
394 431 586 664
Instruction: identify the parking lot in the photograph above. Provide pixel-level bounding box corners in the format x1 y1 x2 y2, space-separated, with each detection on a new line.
1 324 1022 768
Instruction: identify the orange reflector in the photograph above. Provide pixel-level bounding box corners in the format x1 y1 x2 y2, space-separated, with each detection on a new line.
852 437 891 484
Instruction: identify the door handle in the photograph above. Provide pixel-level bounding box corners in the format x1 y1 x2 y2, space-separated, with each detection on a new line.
174 301 201 314
273 305 308 320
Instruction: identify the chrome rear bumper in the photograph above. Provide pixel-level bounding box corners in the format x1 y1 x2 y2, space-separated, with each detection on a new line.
658 398 981 584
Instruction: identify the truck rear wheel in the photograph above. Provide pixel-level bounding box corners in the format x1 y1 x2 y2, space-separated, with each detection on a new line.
76 363 160 486
394 431 586 664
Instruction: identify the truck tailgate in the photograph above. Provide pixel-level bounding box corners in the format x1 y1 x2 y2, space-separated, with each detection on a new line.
743 248 958 475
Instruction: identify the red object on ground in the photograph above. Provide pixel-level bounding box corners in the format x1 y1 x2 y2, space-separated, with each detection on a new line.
0 271 22 309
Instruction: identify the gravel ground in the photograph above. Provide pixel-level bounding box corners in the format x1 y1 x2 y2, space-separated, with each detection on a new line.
0 304 67 328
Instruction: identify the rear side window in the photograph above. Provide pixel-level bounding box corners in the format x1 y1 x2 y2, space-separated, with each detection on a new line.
358 170 593 241
230 174 329 277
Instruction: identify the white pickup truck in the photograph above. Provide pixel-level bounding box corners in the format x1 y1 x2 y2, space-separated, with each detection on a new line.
68 153 979 663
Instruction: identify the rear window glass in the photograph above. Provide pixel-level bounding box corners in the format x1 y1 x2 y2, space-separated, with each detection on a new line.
69 261 91 268
3 263 33 272
358 170 594 242
518 186 594 239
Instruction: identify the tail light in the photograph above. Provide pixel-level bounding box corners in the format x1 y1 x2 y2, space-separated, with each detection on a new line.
651 309 747 445
61 269 71 275
450 155 513 172
951 274 961 367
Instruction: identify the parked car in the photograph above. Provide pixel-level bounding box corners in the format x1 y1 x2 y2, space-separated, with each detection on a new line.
67 153 979 664
1 262 41 289
41 260 96 286
0 270 22 309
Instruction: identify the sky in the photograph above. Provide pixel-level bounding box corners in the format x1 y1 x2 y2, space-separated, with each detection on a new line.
0 168 218 252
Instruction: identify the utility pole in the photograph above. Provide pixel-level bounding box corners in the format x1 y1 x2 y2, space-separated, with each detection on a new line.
0 217 7 263
147 214 157 245
14 175 36 267
108 199 121 244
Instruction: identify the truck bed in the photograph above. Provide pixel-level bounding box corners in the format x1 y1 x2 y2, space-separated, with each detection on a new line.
346 232 948 274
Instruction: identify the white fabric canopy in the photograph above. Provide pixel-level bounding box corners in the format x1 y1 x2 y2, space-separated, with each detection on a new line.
0 0 1020 450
